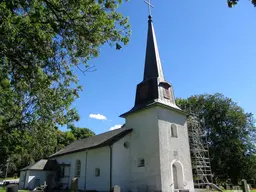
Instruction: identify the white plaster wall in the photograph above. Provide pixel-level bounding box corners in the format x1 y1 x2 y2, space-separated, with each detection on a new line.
112 133 132 192
25 170 56 190
125 107 162 192
18 171 26 189
157 106 194 192
24 170 30 189
86 146 111 192
26 170 38 189
53 147 112 191
53 151 87 190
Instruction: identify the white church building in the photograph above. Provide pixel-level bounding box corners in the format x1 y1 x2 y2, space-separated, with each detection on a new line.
20 14 194 192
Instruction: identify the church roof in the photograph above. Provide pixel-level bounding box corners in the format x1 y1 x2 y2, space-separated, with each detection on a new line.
21 159 59 171
49 127 132 158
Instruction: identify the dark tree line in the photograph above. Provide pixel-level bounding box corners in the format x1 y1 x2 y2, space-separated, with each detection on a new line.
177 93 256 184
1 126 95 177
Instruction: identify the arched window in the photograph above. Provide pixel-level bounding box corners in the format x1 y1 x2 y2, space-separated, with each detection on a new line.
159 82 171 100
138 158 145 167
171 124 178 138
95 168 100 177
75 160 81 177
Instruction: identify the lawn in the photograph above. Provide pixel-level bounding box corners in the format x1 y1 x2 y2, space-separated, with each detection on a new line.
223 190 256 192
0 187 29 192
1 187 256 192
205 190 256 192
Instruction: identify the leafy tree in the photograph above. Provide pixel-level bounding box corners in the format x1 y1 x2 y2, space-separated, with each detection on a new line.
56 130 76 151
0 0 130 174
56 127 95 151
176 93 256 184
69 125 95 140
227 0 256 7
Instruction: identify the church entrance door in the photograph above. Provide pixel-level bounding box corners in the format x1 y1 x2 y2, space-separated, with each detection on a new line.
171 161 184 191
173 164 178 189
34 179 40 189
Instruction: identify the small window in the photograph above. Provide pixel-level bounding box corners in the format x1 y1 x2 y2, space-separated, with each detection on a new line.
163 88 170 99
95 168 100 177
138 158 145 167
60 165 65 177
139 83 148 100
75 160 81 177
124 141 130 148
159 82 171 100
171 124 178 138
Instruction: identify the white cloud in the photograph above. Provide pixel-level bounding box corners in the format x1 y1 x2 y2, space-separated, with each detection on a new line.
89 113 107 120
109 124 122 131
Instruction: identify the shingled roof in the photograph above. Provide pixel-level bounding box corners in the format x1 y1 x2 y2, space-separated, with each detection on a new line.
21 159 60 171
50 127 132 158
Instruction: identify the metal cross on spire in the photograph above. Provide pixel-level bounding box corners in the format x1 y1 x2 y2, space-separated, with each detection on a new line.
144 0 154 16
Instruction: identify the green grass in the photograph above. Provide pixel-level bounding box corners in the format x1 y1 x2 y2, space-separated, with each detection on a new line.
0 187 255 192
208 189 256 192
221 190 256 191
0 187 6 192
0 187 29 192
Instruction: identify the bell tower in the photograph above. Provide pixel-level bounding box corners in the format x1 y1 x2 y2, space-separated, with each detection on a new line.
120 5 194 192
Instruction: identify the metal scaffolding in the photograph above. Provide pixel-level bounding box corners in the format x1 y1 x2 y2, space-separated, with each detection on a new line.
187 114 213 188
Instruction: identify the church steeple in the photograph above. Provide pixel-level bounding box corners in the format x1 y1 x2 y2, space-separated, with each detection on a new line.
120 15 181 118
143 15 164 81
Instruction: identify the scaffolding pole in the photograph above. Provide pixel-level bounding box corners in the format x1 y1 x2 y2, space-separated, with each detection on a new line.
187 114 213 188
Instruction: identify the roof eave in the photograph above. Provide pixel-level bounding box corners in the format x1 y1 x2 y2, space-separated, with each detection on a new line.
120 101 186 118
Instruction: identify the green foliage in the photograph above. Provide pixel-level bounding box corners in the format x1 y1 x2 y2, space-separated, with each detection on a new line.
227 0 256 8
176 93 256 184
69 125 95 140
56 130 75 152
56 126 95 151
0 0 130 175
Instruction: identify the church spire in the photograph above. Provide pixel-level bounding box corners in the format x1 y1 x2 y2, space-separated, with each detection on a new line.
143 15 164 81
120 10 181 118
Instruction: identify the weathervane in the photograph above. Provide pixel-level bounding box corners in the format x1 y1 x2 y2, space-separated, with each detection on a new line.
144 0 154 16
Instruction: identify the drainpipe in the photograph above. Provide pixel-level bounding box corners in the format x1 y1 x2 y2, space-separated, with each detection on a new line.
109 145 113 192
24 171 27 189
84 151 88 191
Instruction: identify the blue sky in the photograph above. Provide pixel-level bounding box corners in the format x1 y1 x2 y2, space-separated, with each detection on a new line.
66 0 256 134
